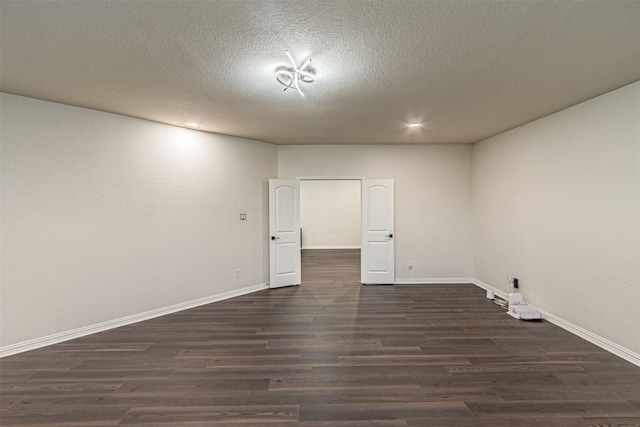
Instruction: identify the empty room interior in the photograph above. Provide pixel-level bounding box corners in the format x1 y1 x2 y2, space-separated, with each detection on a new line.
1 1 639 425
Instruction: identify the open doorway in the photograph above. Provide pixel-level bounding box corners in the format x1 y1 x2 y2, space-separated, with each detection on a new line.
269 178 394 287
300 179 362 283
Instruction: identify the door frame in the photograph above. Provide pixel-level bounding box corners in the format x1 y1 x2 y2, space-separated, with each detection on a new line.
299 177 364 251
294 176 394 285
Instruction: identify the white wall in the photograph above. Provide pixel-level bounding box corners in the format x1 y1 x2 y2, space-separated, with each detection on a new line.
300 180 361 249
472 81 640 355
279 144 473 280
0 93 277 347
5 84 636 360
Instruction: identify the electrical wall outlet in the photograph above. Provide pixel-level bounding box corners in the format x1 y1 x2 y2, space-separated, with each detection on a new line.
508 277 519 289
408 261 413 271
235 269 241 278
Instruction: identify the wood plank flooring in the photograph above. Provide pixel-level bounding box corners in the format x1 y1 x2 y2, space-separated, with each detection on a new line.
2 249 639 426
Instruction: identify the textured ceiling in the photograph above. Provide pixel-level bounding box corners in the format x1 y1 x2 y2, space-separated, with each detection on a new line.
1 1 639 145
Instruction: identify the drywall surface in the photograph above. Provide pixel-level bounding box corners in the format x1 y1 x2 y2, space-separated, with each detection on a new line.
0 93 277 347
472 81 640 354
279 144 473 280
300 180 361 249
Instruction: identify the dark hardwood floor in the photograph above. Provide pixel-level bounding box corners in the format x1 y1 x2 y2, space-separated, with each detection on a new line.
2 249 639 426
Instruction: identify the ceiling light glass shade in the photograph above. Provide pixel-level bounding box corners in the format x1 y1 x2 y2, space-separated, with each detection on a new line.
275 50 315 96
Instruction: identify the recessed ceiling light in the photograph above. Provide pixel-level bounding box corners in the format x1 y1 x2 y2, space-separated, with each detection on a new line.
185 122 199 128
275 50 316 97
407 123 421 128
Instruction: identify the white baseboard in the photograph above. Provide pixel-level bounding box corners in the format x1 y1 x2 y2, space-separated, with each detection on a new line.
471 279 640 367
471 278 508 299
5 278 638 368
394 277 474 284
539 307 640 367
302 245 361 250
0 283 268 358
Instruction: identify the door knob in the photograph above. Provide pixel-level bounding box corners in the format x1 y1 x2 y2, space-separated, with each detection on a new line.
386 234 393 238
271 236 280 240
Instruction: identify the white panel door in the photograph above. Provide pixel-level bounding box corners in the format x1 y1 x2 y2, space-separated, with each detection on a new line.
361 179 395 284
269 179 301 288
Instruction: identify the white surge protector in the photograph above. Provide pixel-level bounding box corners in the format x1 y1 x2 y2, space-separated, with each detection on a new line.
508 304 542 320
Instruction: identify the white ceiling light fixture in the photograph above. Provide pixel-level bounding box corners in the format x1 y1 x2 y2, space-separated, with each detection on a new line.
407 123 421 128
275 50 316 96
